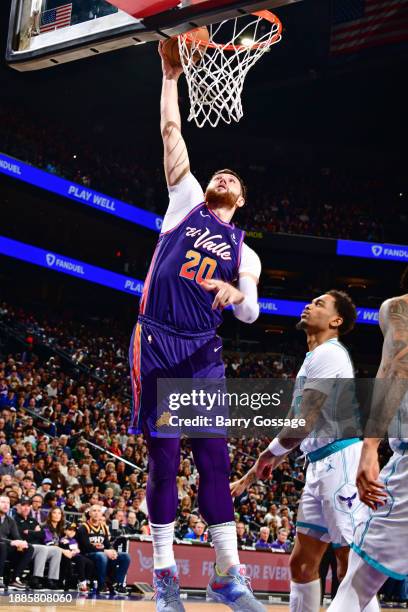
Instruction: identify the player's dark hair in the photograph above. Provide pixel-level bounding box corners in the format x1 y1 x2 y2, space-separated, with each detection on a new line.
212 168 247 201
327 289 357 336
400 266 408 292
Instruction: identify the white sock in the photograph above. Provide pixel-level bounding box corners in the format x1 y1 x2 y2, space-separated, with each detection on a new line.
290 579 321 612
328 550 385 611
150 522 176 570
208 522 240 574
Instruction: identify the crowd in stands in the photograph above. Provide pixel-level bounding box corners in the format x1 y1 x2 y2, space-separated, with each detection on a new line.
0 299 396 595
1 105 405 242
0 299 306 592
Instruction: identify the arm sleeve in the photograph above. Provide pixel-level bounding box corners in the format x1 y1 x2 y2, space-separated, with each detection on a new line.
238 243 262 279
232 276 259 324
232 243 261 324
161 172 205 234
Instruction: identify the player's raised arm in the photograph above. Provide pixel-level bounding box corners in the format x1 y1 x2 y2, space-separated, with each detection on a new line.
159 42 190 187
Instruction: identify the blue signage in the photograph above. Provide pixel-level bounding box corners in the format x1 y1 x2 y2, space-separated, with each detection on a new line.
337 239 408 262
0 152 163 233
0 235 379 325
0 236 144 296
1 151 407 267
259 298 308 318
259 298 379 326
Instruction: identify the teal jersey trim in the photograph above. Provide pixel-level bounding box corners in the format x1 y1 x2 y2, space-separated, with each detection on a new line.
296 521 329 534
307 438 361 463
351 544 407 581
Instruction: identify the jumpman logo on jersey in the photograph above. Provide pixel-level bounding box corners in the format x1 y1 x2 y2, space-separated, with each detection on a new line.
338 492 357 509
326 462 335 472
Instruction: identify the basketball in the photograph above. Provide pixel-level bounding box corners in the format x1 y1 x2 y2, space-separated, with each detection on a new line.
161 26 210 68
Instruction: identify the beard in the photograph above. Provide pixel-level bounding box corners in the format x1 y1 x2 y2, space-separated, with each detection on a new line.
205 186 239 210
295 318 307 331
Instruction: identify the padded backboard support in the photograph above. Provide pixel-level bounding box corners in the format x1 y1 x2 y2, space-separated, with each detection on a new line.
6 0 301 71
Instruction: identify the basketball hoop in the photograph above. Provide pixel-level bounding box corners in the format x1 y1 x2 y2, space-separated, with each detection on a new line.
178 10 282 128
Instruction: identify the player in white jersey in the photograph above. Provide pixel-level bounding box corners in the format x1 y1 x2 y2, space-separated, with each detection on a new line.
231 290 380 612
328 267 408 611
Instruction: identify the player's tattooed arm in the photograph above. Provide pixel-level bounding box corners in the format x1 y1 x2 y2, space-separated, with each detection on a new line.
231 389 327 496
365 297 408 439
159 42 190 187
357 298 408 508
276 388 328 449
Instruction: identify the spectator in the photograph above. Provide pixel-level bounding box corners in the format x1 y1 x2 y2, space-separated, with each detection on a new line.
183 521 207 542
59 523 95 593
236 522 254 548
0 453 15 477
124 511 139 535
30 494 44 523
76 505 130 594
42 492 59 520
264 504 282 528
255 526 271 550
7 490 20 510
271 528 292 553
43 507 66 546
14 497 62 590
63 493 79 523
37 478 53 497
267 517 280 541
0 495 34 590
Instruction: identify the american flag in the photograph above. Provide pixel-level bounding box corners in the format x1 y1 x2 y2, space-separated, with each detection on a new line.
40 3 72 34
330 0 408 55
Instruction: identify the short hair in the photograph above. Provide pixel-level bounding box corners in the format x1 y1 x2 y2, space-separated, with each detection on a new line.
401 266 408 292
327 290 357 336
212 168 247 201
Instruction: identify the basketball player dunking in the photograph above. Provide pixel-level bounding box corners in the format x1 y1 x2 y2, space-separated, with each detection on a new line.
128 43 265 611
328 266 408 610
231 290 380 612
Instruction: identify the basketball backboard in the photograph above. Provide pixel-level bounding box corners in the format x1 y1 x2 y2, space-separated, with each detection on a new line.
6 0 301 71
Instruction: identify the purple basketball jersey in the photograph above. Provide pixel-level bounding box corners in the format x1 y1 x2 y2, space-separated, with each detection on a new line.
139 203 245 332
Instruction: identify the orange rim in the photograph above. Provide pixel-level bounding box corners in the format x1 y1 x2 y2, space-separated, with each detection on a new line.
180 10 282 52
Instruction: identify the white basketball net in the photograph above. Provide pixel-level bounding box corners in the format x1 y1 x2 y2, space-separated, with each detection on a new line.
178 12 282 128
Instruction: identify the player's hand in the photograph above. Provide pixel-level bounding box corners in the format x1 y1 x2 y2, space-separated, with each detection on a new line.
255 449 283 480
158 41 184 80
356 442 387 510
230 451 282 497
200 279 245 311
230 468 257 497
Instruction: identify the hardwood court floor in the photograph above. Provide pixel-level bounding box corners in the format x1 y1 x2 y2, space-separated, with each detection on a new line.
0 596 405 611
